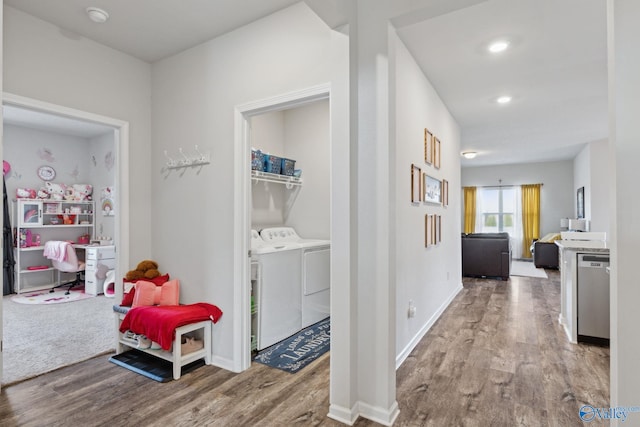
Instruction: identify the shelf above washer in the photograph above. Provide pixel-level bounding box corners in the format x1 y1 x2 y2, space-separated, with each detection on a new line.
251 170 302 188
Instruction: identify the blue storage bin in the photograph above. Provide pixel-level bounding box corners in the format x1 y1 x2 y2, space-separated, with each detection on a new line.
251 149 264 171
280 158 296 176
263 154 282 174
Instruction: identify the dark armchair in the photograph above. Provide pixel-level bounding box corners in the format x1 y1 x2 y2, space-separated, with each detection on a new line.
462 233 512 280
531 240 559 269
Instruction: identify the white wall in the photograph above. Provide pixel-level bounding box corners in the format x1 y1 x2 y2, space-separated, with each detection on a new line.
151 3 337 366
250 99 330 238
251 111 286 227
3 124 92 199
462 160 574 236
89 132 117 240
574 139 610 235
282 99 330 239
393 33 462 362
609 0 640 416
3 6 152 264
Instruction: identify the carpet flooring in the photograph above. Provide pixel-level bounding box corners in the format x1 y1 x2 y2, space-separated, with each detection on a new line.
2 293 115 385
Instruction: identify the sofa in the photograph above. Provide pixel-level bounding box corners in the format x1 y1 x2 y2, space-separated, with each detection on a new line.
461 232 512 280
530 233 561 269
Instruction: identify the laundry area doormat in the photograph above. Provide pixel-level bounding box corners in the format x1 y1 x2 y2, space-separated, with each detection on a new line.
254 317 330 374
109 349 205 382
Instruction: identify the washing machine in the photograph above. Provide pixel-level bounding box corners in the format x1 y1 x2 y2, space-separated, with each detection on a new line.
251 230 302 350
260 227 330 328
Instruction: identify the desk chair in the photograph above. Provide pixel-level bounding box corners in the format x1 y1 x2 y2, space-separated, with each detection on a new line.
43 241 86 295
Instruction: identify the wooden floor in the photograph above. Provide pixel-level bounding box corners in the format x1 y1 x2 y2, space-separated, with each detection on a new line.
0 270 609 426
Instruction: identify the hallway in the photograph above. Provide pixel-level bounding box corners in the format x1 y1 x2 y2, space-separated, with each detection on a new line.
0 270 609 426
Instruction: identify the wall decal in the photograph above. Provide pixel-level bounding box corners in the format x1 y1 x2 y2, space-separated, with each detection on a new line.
38 147 55 162
105 151 114 171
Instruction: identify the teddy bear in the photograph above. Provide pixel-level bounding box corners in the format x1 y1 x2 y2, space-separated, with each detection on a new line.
125 260 161 281
45 182 66 201
37 187 49 199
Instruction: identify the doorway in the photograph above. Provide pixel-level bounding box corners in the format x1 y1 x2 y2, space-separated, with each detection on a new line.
234 84 330 371
1 93 130 386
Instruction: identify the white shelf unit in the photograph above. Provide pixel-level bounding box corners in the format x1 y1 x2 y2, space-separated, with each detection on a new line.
12 199 95 294
251 170 302 221
251 170 302 188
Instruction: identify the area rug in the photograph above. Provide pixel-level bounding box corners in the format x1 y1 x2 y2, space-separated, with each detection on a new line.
254 317 330 373
109 349 205 382
511 260 548 279
10 289 93 305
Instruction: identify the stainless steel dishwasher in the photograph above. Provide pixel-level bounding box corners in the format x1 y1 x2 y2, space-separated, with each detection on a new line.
577 253 610 344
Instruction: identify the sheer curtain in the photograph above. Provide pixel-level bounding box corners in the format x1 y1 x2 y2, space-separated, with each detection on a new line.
474 186 523 259
463 187 476 234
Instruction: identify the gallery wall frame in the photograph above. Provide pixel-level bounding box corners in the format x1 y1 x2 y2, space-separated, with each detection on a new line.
423 174 442 205
442 179 449 207
424 128 433 165
411 164 422 204
433 137 441 169
425 214 442 247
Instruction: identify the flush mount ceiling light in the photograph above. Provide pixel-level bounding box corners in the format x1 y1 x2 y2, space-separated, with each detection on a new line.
496 95 512 104
488 40 510 53
86 7 109 23
461 151 477 159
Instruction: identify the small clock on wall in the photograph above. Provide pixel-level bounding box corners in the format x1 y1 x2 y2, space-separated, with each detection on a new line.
37 165 56 181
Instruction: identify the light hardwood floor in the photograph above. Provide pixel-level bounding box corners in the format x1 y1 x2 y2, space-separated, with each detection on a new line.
0 270 609 426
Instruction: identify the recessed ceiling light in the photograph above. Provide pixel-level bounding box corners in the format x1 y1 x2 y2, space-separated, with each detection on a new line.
86 7 109 24
488 41 510 53
496 96 512 104
461 152 477 159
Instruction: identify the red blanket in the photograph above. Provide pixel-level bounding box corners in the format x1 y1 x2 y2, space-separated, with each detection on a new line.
119 303 223 351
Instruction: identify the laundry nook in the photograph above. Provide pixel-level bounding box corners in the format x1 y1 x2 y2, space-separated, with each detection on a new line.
249 99 330 358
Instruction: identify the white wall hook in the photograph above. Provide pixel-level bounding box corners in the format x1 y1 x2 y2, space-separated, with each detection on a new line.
165 145 211 170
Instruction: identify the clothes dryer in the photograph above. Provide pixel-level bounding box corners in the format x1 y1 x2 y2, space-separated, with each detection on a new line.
260 227 330 328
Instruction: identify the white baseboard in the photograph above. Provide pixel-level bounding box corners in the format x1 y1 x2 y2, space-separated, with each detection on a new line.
209 355 237 372
359 401 400 426
328 402 359 426
395 282 463 369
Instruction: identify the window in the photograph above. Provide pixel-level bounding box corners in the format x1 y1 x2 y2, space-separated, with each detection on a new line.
476 186 523 258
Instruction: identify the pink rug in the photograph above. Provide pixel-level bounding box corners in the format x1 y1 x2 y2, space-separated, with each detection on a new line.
11 289 94 305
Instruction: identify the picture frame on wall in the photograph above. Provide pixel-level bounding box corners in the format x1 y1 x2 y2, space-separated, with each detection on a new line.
435 215 442 244
425 214 433 247
411 164 422 204
423 174 442 204
433 137 441 169
442 179 449 207
424 128 433 165
577 186 585 219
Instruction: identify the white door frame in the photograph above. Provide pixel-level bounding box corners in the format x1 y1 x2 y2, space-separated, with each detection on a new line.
233 84 330 371
0 92 130 386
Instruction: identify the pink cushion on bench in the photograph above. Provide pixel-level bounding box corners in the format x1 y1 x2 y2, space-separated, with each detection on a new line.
132 279 180 307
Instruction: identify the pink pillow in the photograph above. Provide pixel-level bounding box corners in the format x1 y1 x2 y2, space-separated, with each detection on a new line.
132 279 180 307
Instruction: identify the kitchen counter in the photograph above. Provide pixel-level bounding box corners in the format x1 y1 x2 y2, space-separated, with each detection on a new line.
555 239 610 343
555 239 610 252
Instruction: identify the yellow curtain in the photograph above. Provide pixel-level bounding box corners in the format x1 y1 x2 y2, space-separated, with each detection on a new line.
521 184 541 258
463 187 476 234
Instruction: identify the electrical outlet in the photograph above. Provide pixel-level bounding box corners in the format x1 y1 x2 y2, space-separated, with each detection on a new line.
408 300 416 318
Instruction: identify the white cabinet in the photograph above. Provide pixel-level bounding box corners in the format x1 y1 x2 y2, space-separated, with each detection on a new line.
13 199 95 294
84 245 116 296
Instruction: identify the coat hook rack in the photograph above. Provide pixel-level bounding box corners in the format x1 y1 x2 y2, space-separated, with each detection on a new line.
165 145 211 170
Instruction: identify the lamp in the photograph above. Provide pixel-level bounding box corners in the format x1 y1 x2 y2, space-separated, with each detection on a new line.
461 151 477 159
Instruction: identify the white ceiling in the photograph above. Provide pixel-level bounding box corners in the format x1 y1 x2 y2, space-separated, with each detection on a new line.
3 0 609 167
